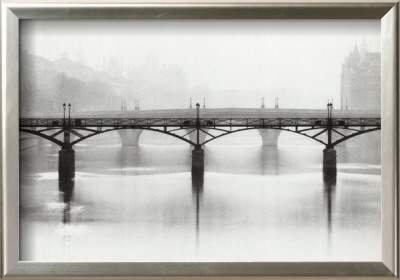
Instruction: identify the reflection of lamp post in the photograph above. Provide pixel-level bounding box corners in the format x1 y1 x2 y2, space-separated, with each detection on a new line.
196 103 200 146
68 103 71 125
63 103 66 125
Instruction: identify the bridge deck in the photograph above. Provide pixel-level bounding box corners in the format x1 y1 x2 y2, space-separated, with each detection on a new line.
21 108 381 119
20 117 381 128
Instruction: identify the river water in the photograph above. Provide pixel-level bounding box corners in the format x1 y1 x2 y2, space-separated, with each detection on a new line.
19 130 381 262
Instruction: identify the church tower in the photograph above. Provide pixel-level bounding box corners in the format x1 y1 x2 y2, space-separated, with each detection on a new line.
340 40 380 110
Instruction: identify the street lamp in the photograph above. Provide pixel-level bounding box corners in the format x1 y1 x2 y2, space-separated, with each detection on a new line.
63 103 66 125
327 102 333 119
68 103 71 124
326 101 333 148
196 103 200 119
196 103 200 147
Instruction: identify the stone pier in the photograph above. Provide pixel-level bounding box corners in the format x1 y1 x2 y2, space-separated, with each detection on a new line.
59 148 75 180
192 146 204 175
258 129 282 146
323 147 337 177
59 130 75 180
118 129 143 146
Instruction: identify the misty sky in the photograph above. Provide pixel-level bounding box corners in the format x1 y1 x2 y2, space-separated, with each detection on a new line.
20 19 380 109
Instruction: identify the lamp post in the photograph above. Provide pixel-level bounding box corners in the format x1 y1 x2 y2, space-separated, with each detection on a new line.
59 102 75 181
327 102 333 119
192 102 204 175
327 101 333 147
63 103 66 126
68 103 71 125
196 103 200 147
323 101 337 178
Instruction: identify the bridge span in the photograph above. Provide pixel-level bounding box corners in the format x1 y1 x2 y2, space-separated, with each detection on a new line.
20 105 381 180
26 107 380 119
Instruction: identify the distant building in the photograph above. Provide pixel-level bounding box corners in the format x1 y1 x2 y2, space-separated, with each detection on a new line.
54 52 95 82
104 57 123 78
340 39 381 110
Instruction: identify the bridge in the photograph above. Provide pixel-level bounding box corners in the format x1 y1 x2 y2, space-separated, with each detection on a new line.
19 104 381 180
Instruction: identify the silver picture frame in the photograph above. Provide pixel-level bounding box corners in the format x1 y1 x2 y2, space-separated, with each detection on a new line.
1 1 399 279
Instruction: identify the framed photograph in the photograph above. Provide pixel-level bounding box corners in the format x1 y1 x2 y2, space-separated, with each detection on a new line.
1 1 399 279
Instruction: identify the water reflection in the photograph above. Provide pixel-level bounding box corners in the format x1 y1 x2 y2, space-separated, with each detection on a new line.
19 133 381 262
261 147 280 175
323 175 336 230
192 174 204 250
336 140 381 175
323 173 336 258
119 146 142 175
58 179 75 224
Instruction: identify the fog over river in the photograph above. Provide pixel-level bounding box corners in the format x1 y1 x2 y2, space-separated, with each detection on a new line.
19 131 381 261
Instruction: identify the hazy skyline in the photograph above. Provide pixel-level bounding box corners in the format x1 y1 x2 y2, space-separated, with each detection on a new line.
20 19 380 109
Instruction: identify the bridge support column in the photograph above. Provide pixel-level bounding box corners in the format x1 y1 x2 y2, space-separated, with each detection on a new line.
258 129 282 146
59 130 75 180
192 146 204 175
118 129 143 146
323 147 337 177
59 148 75 181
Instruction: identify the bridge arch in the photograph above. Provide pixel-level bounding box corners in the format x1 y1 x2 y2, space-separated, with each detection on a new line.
70 127 197 147
20 128 64 146
330 127 381 146
200 126 380 148
20 125 381 149
201 127 326 147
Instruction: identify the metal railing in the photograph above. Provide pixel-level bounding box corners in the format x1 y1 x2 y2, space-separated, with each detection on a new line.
20 117 381 129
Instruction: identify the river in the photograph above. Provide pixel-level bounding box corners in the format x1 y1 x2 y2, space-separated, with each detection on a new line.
19 130 381 262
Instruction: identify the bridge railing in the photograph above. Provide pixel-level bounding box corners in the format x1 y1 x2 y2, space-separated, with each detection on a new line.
19 117 381 128
20 118 64 127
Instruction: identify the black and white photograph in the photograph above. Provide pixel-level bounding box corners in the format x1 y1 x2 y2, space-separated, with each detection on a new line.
19 19 381 262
